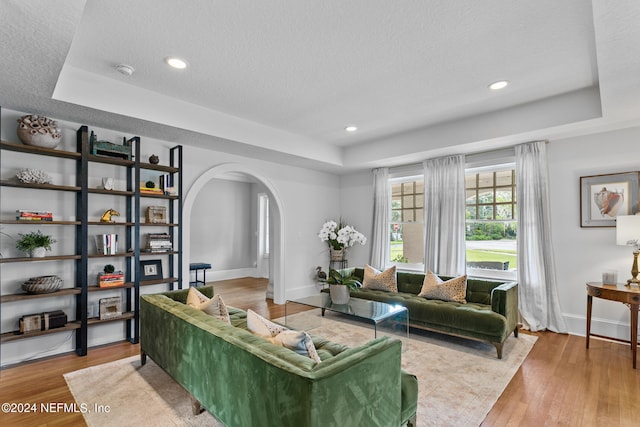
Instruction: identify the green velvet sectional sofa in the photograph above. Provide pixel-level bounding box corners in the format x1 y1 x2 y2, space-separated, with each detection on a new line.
329 268 519 358
140 286 418 427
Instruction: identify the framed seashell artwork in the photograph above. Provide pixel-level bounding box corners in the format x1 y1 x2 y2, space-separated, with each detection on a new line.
580 171 640 227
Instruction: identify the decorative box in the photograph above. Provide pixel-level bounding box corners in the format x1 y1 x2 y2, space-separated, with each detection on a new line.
19 310 67 333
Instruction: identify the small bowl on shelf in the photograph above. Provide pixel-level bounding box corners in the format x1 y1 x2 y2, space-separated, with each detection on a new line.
22 275 63 294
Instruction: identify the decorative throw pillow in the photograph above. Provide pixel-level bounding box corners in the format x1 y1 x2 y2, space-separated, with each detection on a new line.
418 271 467 303
186 287 231 323
246 309 288 337
362 265 398 292
246 309 321 363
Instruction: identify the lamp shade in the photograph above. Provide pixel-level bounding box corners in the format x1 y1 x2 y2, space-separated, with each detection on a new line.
616 215 640 246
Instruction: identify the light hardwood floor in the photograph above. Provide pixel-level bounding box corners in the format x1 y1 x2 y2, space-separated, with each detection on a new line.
1 277 638 426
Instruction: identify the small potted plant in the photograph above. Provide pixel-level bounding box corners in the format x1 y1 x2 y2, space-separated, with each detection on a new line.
16 230 56 257
327 269 361 304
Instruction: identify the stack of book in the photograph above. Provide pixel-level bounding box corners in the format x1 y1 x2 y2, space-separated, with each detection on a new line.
145 232 172 253
98 271 125 288
140 185 164 195
16 210 53 221
95 234 118 255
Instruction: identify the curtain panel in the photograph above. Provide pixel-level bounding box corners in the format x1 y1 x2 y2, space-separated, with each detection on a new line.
370 167 390 269
516 141 567 332
423 154 466 276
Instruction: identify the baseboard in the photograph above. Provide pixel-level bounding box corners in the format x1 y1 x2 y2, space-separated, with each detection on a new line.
202 268 259 282
564 313 638 342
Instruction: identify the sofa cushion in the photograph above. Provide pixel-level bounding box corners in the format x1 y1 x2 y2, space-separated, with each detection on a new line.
418 271 467 303
363 265 398 292
186 287 231 323
247 309 321 363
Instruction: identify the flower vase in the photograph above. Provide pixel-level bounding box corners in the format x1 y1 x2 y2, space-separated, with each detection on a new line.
330 247 345 261
329 284 350 304
31 247 46 258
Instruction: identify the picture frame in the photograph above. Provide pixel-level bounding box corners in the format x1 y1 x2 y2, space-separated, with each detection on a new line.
140 259 163 280
145 206 167 224
99 296 122 320
580 171 639 227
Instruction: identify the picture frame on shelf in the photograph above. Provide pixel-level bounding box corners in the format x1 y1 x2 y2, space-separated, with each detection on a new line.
580 171 639 227
99 296 122 320
140 259 163 280
145 206 167 224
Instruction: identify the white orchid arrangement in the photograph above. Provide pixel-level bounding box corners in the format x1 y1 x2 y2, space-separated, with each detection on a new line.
318 220 367 251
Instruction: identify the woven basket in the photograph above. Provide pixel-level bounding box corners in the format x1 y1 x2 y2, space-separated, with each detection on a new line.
22 275 63 294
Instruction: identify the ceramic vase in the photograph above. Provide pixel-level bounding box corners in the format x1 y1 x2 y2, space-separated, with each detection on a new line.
329 284 350 304
31 247 46 258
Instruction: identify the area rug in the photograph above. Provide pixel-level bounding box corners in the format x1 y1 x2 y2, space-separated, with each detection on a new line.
65 312 536 427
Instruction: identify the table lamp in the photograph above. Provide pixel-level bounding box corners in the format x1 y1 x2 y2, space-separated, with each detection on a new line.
616 214 640 286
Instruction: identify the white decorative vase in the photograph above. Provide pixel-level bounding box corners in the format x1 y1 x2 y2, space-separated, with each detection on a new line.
329 284 350 304
31 247 47 258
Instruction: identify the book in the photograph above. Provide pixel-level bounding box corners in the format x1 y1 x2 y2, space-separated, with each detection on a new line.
95 234 118 255
98 272 125 288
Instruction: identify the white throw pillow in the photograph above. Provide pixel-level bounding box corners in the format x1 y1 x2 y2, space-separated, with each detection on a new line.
246 309 321 363
186 287 231 323
362 265 398 292
418 271 467 303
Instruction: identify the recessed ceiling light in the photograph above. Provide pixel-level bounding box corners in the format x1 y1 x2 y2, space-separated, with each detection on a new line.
165 57 188 69
345 126 358 132
488 80 509 90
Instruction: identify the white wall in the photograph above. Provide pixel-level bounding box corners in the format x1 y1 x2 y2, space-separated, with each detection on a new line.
340 125 640 340
548 126 640 340
0 107 340 366
190 178 254 272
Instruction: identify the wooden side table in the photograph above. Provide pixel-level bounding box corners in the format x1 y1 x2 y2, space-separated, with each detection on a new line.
586 282 640 368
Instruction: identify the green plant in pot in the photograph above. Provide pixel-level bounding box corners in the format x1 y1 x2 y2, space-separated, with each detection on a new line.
16 230 56 258
327 269 361 304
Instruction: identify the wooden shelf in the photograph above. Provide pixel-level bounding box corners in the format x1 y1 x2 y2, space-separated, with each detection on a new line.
88 283 135 292
0 180 81 192
140 222 179 227
140 162 179 173
87 154 135 167
139 192 179 200
140 277 178 287
87 312 135 325
0 219 81 225
0 140 80 160
140 251 178 256
0 287 82 303
0 254 81 263
0 321 81 343
88 252 135 259
88 188 135 196
88 221 135 226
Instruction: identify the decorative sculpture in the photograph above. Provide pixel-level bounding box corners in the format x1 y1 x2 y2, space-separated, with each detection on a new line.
100 209 120 223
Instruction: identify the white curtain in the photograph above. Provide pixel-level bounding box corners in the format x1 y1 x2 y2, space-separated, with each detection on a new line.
423 155 466 276
516 141 567 333
369 167 390 269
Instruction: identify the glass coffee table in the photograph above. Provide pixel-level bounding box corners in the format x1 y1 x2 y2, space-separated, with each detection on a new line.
285 294 409 338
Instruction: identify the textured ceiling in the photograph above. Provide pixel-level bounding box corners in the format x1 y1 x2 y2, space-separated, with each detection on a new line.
1 0 639 172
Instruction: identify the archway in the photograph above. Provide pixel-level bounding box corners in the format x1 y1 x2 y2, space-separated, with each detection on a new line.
182 163 286 304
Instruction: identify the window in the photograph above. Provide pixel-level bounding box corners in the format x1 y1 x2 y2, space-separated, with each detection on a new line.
465 166 517 279
389 176 424 269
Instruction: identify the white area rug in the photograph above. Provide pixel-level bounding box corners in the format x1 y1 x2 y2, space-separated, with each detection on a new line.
65 312 536 427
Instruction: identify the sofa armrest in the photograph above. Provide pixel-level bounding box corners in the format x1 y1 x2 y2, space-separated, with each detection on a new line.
490 282 518 332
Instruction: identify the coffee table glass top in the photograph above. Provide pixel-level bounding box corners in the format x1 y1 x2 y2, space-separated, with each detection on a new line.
290 293 407 322
286 294 409 338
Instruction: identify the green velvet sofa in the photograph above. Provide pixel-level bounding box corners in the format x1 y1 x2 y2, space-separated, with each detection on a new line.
140 286 418 427
328 268 518 358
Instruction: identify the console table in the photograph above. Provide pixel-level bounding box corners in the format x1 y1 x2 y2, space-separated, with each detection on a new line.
586 282 640 368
